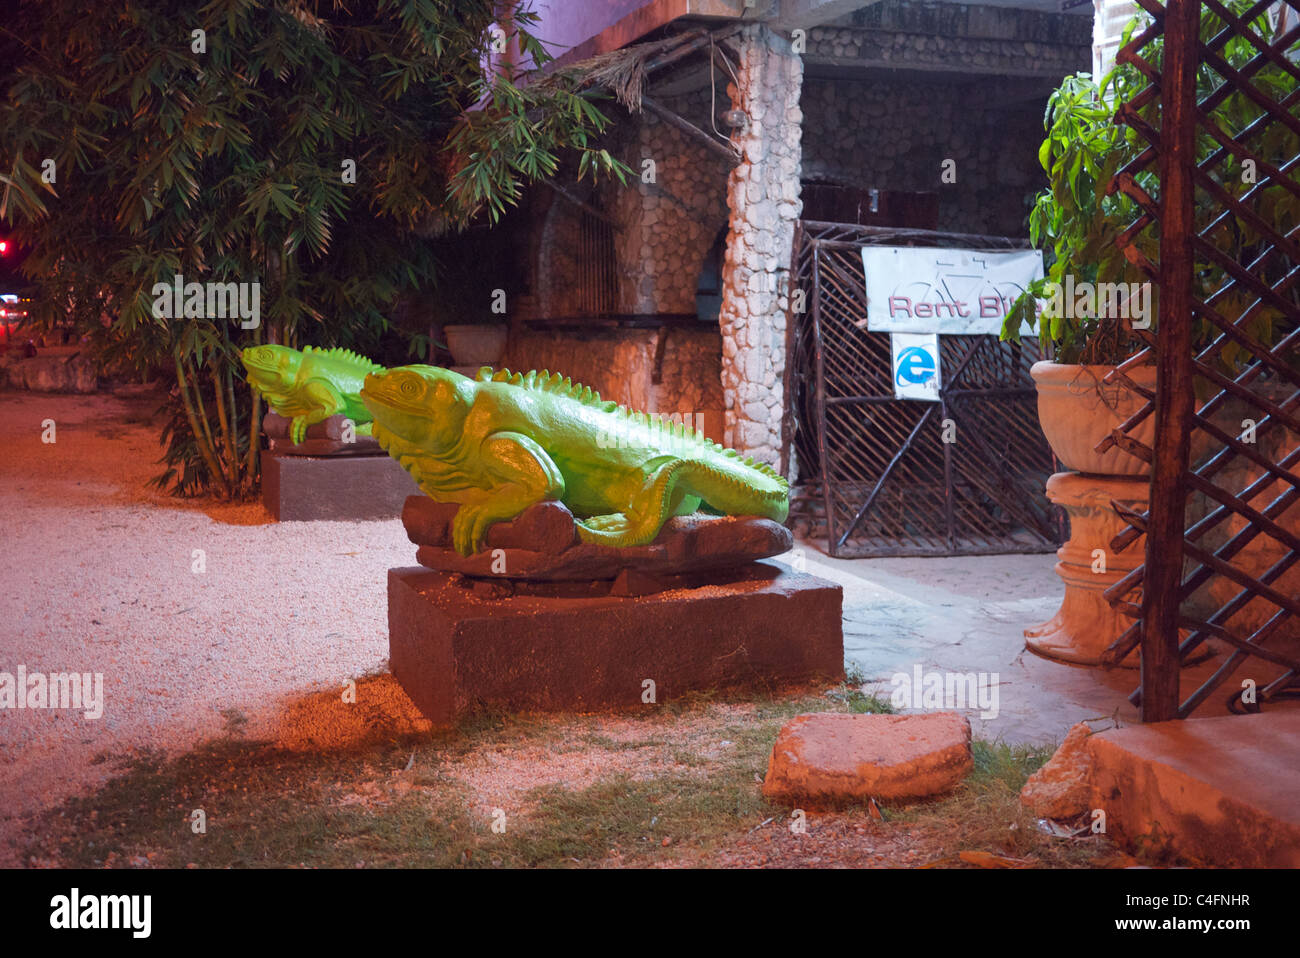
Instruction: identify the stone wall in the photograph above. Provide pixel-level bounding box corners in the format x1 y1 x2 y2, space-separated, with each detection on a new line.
501 326 726 440
530 90 731 320
800 73 1050 237
815 0 1093 75
798 1 1091 237
717 24 804 464
532 191 586 321
609 94 732 315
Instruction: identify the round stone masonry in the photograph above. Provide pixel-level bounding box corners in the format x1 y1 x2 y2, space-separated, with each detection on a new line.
762 711 974 807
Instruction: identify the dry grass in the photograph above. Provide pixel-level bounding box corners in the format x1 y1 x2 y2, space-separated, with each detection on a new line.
21 679 1137 869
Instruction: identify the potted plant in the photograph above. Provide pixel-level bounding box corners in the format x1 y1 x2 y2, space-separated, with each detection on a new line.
442 321 508 367
1002 3 1298 665
427 227 516 369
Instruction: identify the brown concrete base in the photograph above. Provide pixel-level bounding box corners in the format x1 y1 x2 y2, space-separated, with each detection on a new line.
387 560 844 724
261 449 419 521
1088 711 1300 867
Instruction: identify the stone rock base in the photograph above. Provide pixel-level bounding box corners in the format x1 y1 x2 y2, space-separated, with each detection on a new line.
261 449 418 521
263 411 381 456
387 561 844 724
1019 721 1095 820
762 711 973 807
403 496 794 582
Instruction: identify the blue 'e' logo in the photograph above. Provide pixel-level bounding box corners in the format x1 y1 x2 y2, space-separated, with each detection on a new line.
896 346 937 387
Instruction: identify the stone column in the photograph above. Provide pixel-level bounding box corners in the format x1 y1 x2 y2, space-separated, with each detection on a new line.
718 23 803 466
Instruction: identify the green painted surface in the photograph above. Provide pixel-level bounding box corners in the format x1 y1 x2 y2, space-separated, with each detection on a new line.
241 345 383 444
362 365 790 556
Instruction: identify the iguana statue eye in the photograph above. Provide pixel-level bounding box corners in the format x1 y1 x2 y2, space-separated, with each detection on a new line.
399 376 422 398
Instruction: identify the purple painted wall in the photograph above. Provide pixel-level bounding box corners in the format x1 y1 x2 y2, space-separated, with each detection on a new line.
530 0 651 56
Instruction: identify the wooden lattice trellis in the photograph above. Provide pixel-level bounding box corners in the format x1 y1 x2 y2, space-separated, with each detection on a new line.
1101 0 1300 719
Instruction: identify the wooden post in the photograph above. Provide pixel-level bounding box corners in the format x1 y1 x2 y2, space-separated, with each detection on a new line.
1141 0 1199 722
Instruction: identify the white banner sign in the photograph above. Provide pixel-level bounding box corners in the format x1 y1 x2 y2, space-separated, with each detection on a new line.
862 246 1043 335
890 333 941 402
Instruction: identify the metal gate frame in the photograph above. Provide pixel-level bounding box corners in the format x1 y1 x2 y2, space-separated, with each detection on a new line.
785 221 1064 558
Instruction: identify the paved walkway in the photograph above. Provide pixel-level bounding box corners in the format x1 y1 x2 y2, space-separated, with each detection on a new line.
796 544 1299 743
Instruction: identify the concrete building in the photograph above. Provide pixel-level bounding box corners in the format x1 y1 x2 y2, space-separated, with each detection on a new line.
462 1 1093 471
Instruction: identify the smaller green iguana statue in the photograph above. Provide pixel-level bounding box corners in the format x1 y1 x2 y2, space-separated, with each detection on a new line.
241 345 384 445
361 364 790 557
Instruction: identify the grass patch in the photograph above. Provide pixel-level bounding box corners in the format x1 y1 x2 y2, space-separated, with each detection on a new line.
23 682 1121 869
891 739 1119 867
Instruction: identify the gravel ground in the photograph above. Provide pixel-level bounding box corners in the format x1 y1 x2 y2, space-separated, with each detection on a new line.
0 389 413 865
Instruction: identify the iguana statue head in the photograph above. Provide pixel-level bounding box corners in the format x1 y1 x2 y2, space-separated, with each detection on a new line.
240 345 303 404
361 365 473 455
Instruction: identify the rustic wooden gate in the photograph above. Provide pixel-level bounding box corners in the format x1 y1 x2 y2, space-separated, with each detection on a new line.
785 221 1062 557
1101 0 1300 719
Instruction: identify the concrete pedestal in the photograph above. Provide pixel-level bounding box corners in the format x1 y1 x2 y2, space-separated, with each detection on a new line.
1025 471 1148 667
1088 711 1300 867
387 561 844 724
261 449 419 521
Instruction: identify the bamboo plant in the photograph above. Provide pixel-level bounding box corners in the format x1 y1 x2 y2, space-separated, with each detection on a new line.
0 0 627 497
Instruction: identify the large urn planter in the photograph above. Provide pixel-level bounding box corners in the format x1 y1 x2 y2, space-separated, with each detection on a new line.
1031 362 1157 475
444 324 508 369
1026 362 1158 667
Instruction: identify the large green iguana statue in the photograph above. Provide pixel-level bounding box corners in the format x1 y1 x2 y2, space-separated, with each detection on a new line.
360 364 790 557
241 345 384 445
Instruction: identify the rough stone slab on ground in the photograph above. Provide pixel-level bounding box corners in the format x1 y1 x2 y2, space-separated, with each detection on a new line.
1019 721 1095 820
1086 711 1300 867
404 496 793 581
1 352 97 393
762 711 973 807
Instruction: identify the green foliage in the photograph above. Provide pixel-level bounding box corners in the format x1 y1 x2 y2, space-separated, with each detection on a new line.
0 0 627 497
1003 1 1299 365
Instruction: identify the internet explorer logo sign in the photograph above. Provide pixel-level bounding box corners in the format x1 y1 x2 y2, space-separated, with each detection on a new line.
895 346 937 387
889 333 941 402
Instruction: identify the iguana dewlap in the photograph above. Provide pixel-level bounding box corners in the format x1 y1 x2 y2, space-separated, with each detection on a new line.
361 365 790 557
241 345 383 445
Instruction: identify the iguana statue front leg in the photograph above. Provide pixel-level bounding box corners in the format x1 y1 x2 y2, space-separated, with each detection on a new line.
450 431 565 556
289 380 347 445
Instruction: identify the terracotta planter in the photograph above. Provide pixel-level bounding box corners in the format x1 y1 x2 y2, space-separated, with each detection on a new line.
443 324 507 367
1030 361 1156 475
1027 361 1152 666
1024 473 1144 667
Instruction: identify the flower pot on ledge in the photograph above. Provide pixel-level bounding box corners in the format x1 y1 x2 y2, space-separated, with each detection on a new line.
443 324 508 368
1031 361 1156 476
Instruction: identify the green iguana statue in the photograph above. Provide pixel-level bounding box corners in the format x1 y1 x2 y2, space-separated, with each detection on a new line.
241 345 384 445
361 364 790 557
